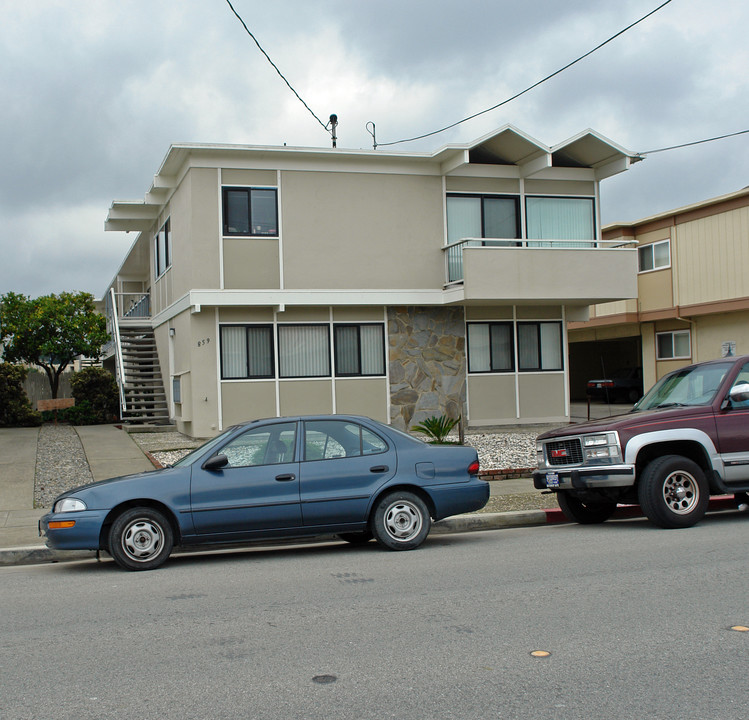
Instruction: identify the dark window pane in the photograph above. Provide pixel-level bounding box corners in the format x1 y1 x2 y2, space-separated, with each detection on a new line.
226 190 250 234
484 197 518 239
251 189 278 235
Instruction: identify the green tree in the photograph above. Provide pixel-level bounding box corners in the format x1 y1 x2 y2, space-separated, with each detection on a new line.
0 291 109 398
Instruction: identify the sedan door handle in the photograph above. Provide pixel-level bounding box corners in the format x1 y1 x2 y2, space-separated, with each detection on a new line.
275 473 296 482
369 465 389 473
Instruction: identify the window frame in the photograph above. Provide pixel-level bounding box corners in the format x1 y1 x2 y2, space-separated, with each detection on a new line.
222 186 279 237
154 218 171 279
466 321 515 374
524 195 596 243
638 239 671 274
219 324 275 380
655 329 691 360
517 321 564 372
277 324 331 379
446 193 521 243
333 323 386 377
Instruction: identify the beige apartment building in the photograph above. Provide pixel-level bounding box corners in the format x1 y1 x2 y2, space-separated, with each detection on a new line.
103 126 639 437
569 186 749 398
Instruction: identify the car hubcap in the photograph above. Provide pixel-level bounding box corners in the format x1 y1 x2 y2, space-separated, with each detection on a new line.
384 501 422 541
122 519 163 562
662 471 699 515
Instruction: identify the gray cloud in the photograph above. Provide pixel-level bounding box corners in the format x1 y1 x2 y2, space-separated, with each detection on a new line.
1 0 747 297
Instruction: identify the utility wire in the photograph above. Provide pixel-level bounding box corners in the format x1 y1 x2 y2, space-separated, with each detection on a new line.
224 0 330 135
376 0 674 148
639 128 749 156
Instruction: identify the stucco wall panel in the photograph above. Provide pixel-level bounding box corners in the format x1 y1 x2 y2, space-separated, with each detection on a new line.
281 171 444 290
221 382 277 427
223 238 280 289
279 380 333 415
334 378 388 422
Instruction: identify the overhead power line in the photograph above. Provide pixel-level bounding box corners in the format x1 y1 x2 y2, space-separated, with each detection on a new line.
639 128 749 156
376 0 674 149
224 0 330 136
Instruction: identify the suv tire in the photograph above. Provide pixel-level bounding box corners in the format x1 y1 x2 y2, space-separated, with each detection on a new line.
638 455 709 529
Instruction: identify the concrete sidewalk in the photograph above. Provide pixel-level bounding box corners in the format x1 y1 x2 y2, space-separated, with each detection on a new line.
0 424 154 557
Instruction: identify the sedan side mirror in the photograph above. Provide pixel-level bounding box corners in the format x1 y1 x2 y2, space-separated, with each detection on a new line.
202 453 229 471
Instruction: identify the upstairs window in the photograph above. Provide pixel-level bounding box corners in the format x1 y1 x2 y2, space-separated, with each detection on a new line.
222 187 278 236
446 195 519 245
638 239 670 273
526 197 594 246
155 218 171 277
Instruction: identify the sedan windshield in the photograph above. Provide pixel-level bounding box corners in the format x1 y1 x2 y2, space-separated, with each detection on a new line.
634 362 732 410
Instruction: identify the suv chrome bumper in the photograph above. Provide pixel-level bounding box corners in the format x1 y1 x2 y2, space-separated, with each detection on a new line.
533 464 636 490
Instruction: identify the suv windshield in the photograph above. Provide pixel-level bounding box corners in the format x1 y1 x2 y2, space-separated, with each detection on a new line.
634 361 733 411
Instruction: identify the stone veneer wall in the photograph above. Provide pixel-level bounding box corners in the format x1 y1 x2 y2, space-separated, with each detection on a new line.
388 306 467 430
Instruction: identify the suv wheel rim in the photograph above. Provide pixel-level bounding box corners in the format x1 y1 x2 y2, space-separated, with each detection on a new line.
662 470 699 515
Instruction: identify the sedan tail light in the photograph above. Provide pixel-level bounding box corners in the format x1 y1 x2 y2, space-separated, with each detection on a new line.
468 460 480 475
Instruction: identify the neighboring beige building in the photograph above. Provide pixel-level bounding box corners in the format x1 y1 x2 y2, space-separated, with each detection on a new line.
569 186 749 397
103 126 639 437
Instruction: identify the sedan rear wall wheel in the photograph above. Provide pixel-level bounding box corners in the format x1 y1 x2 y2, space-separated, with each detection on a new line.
371 491 430 551
109 507 174 571
637 455 709 529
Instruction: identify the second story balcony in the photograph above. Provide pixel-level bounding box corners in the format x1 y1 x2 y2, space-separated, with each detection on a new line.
443 238 638 306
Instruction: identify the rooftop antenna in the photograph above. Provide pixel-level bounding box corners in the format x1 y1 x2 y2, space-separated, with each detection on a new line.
327 114 338 148
366 121 377 149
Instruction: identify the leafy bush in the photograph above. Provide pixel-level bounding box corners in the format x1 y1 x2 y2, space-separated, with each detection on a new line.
0 364 42 427
411 415 461 444
70 367 119 424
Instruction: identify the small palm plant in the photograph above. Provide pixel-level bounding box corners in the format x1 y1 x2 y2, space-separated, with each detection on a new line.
411 415 461 444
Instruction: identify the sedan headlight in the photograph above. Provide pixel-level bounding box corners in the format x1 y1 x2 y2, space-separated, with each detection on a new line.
53 498 87 513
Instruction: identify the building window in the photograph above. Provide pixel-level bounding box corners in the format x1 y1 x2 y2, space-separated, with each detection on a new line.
222 187 278 236
656 330 691 360
525 197 595 246
334 324 386 377
220 325 274 379
467 322 514 373
278 325 330 378
446 195 520 245
155 218 171 277
172 376 181 403
517 322 563 371
638 239 670 273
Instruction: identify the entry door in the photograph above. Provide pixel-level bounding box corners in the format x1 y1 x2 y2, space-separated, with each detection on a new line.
191 421 301 535
299 419 396 526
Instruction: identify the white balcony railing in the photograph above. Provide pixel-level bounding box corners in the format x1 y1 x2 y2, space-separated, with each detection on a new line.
443 238 635 284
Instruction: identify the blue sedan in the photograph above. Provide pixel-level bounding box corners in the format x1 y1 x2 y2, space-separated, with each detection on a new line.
40 415 489 570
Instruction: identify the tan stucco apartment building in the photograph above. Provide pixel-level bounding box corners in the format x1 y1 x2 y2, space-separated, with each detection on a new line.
103 126 639 437
569 186 749 397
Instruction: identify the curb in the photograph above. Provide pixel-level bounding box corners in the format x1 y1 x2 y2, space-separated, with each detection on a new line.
1 497 740 568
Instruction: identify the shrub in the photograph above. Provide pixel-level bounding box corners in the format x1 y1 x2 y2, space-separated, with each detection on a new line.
410 415 461 444
0 364 42 427
70 367 119 424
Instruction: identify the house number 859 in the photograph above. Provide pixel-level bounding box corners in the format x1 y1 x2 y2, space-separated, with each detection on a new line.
197 338 211 347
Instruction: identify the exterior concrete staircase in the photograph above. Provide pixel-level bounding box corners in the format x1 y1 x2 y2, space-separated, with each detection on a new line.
119 326 170 424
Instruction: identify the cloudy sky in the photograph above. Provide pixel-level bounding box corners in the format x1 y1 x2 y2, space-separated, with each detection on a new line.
2 0 747 299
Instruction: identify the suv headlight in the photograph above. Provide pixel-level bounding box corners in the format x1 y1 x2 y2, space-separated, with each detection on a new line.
582 432 620 462
53 498 87 513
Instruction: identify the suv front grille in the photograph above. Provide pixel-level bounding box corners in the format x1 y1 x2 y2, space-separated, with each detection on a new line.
545 439 583 466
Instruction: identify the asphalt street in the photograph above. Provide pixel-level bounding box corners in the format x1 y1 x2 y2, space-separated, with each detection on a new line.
1 513 747 720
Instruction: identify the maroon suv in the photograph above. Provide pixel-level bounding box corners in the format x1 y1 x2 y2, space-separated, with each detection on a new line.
534 355 749 528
